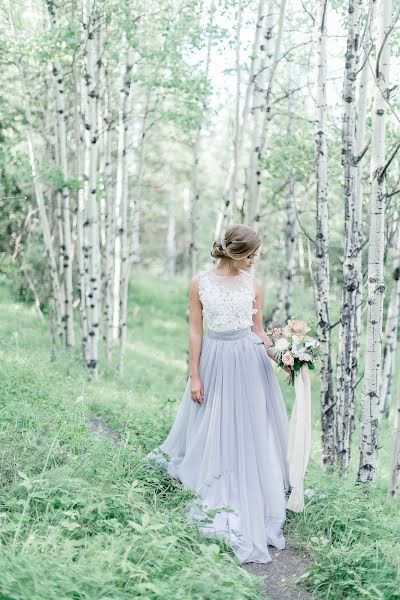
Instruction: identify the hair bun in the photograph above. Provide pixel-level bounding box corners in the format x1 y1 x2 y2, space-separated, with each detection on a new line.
210 238 227 259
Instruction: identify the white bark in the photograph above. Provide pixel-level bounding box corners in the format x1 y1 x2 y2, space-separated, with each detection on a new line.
388 379 400 499
130 89 151 268
379 224 400 416
103 82 114 367
48 0 75 347
117 42 135 375
358 0 392 484
165 167 176 278
247 0 287 229
215 0 265 238
8 3 63 335
284 88 296 323
189 7 214 278
336 0 364 473
75 72 89 362
82 0 101 377
315 0 335 468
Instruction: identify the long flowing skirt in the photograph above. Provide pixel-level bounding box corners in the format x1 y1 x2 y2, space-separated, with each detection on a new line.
146 326 291 564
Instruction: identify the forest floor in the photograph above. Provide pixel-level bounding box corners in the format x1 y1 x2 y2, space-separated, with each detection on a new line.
90 412 313 599
1 271 399 599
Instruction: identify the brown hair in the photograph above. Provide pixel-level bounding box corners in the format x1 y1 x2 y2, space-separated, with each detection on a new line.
211 224 261 260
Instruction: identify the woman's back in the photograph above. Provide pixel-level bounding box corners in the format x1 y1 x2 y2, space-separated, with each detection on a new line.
198 268 258 332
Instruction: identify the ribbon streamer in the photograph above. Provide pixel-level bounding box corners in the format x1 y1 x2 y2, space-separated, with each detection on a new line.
286 363 311 512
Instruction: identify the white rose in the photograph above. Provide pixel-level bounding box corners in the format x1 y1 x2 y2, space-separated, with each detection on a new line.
298 352 312 362
275 337 289 351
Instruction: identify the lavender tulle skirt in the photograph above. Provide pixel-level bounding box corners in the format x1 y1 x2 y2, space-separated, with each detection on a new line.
146 326 291 564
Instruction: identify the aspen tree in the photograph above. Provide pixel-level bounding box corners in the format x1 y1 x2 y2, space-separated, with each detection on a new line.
388 379 400 499
336 0 364 472
47 0 75 347
82 0 101 377
188 4 214 278
358 0 392 484
6 0 63 335
314 0 335 468
215 0 265 238
247 0 287 229
379 224 400 417
116 40 135 375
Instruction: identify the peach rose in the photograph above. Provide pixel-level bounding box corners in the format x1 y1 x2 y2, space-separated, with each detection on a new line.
288 319 310 334
282 352 294 366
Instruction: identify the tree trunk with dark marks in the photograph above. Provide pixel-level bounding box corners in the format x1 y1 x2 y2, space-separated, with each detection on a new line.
379 224 400 417
47 0 75 348
336 0 364 473
117 41 135 375
314 0 335 469
358 0 392 484
189 4 214 278
82 0 101 378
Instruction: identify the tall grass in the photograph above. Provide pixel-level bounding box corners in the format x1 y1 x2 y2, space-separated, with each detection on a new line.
1 269 399 599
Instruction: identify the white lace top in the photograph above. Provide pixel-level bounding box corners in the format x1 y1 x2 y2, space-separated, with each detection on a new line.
198 269 258 332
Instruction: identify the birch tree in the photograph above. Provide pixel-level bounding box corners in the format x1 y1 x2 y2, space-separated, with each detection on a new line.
215 0 264 238
82 0 101 377
47 0 75 347
247 0 287 229
314 0 335 468
188 5 214 278
116 41 135 375
379 223 400 417
388 379 400 499
358 0 393 484
6 0 63 336
336 0 364 473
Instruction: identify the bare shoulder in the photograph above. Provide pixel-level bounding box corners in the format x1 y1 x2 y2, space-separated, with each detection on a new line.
189 271 205 293
253 276 263 294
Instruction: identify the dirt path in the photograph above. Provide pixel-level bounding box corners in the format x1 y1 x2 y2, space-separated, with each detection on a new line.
89 414 313 599
243 538 312 599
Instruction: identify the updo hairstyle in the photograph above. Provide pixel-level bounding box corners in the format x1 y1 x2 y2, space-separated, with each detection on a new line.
211 224 261 261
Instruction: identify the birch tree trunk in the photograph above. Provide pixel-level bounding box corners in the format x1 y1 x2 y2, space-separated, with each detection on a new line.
247 0 273 229
103 82 114 367
8 0 63 335
315 0 335 468
116 42 135 375
113 40 134 344
48 0 75 347
357 0 392 484
379 224 400 417
215 0 265 238
352 0 375 401
247 0 287 229
188 6 214 278
165 173 176 278
284 91 296 323
388 379 400 499
336 0 364 473
130 89 151 268
82 0 101 377
75 70 89 362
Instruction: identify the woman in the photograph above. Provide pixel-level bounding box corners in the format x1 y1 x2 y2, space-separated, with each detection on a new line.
147 224 292 564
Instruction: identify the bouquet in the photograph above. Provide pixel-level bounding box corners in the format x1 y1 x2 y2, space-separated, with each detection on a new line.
265 319 321 385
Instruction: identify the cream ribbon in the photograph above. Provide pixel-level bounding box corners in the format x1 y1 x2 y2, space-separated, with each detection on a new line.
286 363 311 512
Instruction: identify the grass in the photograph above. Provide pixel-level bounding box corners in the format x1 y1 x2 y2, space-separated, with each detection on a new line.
0 268 399 599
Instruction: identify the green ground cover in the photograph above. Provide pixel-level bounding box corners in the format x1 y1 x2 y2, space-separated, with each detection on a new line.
0 271 399 599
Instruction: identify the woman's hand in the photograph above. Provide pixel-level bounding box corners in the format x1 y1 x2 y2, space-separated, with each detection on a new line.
282 364 292 375
190 374 204 404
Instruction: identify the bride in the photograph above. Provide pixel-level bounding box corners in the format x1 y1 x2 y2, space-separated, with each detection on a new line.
147 223 292 564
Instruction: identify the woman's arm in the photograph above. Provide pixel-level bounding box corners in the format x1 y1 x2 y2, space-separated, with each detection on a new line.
251 277 290 371
188 275 204 403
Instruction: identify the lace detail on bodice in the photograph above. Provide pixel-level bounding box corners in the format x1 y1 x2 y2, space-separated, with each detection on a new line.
198 269 258 332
